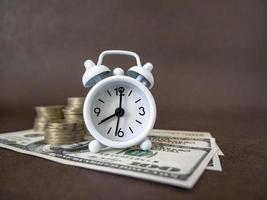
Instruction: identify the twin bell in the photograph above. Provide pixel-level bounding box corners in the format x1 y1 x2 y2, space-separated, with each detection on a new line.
82 50 154 90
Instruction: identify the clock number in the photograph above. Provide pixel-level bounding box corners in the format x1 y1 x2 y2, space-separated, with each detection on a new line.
115 128 124 137
114 87 125 96
94 107 101 116
138 106 145 116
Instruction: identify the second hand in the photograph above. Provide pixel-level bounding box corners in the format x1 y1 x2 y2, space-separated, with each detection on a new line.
115 87 124 135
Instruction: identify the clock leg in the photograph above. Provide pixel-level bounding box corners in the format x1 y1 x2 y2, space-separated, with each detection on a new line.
140 138 152 151
89 140 105 153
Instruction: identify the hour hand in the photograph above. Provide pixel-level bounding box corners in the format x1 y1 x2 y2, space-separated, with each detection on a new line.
98 113 117 125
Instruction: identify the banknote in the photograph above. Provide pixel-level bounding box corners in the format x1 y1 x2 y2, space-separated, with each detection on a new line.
151 129 224 155
151 129 223 171
0 129 218 189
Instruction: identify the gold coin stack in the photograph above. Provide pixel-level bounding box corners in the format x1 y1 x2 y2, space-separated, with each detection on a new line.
33 106 64 133
63 97 89 134
63 97 85 123
44 120 84 145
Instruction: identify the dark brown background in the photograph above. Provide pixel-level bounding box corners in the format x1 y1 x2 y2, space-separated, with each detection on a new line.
0 0 267 199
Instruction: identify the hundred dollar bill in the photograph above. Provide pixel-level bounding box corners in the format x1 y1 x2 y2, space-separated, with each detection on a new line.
151 129 223 171
0 129 218 189
151 129 224 155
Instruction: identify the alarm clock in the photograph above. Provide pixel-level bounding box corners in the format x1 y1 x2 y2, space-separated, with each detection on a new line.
82 50 156 153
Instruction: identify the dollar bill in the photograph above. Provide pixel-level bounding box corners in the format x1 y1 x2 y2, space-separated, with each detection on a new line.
0 129 219 189
151 129 224 155
151 129 223 171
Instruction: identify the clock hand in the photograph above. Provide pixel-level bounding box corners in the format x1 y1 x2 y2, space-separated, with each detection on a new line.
115 116 120 136
98 113 117 125
119 88 123 109
115 87 124 135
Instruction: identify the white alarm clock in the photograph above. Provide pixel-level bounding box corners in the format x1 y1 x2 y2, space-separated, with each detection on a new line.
82 50 156 153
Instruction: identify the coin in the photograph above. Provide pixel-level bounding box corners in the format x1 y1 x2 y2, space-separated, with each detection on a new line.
44 120 85 145
63 97 86 126
33 98 88 144
67 97 85 105
33 106 64 133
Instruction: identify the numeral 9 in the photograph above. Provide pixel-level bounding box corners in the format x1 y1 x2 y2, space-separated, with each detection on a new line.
94 107 101 116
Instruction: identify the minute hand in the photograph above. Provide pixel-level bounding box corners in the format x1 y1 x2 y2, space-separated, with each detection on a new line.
98 113 117 125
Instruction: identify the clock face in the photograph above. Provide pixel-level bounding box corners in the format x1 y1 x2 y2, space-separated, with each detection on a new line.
89 81 151 142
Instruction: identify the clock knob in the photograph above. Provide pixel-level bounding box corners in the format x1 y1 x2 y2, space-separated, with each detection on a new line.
113 68 125 76
127 62 154 89
82 59 112 88
84 60 95 69
143 63 153 71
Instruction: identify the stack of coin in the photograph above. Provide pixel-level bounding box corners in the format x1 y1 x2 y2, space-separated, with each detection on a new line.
44 120 84 145
63 97 85 123
33 106 64 133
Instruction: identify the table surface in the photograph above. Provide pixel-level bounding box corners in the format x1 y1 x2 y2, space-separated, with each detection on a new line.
1 110 266 200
